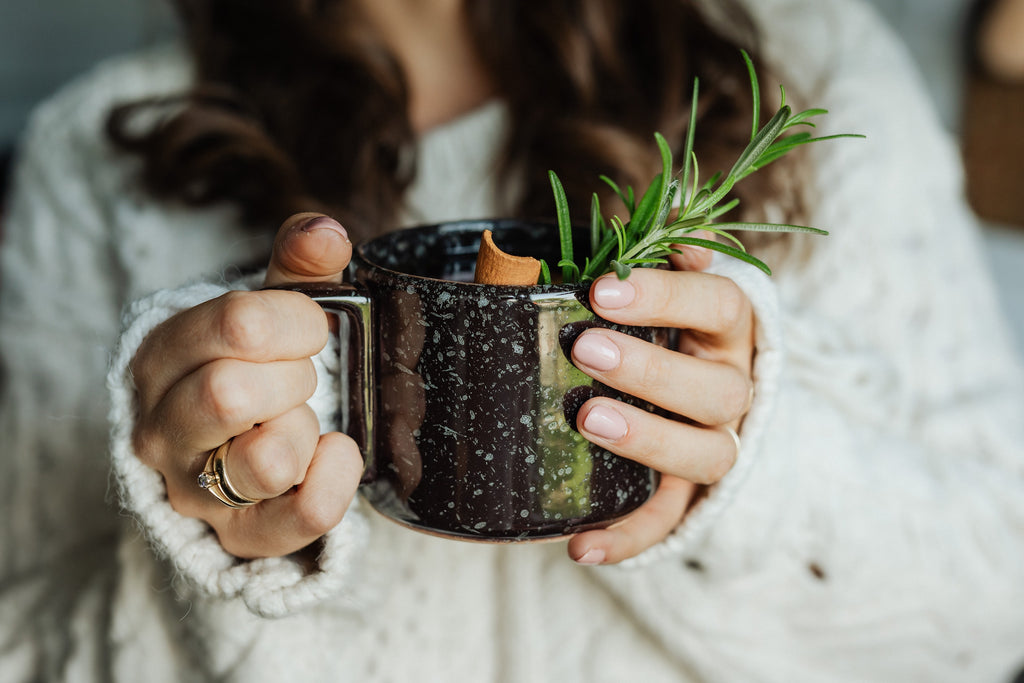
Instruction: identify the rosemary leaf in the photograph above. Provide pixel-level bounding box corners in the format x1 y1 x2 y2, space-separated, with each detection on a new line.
540 52 857 284
539 259 551 285
671 236 772 275
741 50 760 142
611 260 632 280
590 193 603 256
728 105 791 182
549 170 575 283
680 79 700 201
713 222 829 235
599 175 631 213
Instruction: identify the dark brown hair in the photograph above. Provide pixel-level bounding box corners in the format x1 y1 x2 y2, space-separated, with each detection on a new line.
107 0 807 245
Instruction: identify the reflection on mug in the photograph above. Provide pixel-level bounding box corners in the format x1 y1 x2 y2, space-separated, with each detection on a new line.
302 220 661 542
379 289 425 501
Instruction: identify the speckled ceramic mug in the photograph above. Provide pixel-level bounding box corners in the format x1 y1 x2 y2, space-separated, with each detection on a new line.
302 219 662 541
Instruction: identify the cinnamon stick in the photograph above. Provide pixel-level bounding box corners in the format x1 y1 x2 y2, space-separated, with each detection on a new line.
473 229 542 285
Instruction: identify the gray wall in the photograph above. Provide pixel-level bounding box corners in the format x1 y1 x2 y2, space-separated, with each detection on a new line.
0 0 176 149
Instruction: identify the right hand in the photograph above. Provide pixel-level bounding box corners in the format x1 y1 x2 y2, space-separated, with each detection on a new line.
130 213 364 559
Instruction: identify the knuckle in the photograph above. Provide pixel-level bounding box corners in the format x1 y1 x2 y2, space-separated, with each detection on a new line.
300 357 319 399
199 361 253 427
131 423 165 468
703 456 733 484
217 291 275 358
711 279 749 332
636 346 668 390
294 491 345 538
164 477 207 519
218 532 258 560
129 349 155 394
246 448 300 497
703 436 739 484
720 375 754 422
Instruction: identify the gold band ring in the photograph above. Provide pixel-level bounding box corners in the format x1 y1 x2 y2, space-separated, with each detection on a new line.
726 426 742 459
197 439 259 509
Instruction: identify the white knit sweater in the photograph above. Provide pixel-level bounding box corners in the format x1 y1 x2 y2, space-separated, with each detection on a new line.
3 0 1024 681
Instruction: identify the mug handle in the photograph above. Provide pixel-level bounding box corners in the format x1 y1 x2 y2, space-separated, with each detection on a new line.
268 283 375 478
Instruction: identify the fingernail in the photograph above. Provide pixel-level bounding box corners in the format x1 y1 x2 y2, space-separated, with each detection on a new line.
299 215 349 241
573 333 620 371
575 548 606 565
592 276 636 309
582 404 628 441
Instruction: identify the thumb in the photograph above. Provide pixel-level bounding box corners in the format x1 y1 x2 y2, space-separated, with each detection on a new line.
668 229 715 272
263 212 353 287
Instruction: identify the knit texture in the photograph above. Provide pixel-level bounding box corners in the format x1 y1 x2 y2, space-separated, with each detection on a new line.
3 0 1024 680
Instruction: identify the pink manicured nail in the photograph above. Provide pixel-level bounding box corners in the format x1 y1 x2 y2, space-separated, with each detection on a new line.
583 404 628 441
575 548 606 565
299 215 349 240
592 276 636 309
573 333 620 371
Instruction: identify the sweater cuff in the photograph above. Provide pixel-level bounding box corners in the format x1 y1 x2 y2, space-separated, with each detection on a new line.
620 254 783 567
106 279 369 618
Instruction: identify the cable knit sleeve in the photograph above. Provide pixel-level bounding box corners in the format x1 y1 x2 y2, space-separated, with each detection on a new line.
107 275 371 618
590 1 1024 676
624 0 1024 568
0 43 369 622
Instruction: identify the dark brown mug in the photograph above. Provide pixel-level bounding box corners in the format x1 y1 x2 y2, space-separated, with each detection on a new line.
299 219 663 541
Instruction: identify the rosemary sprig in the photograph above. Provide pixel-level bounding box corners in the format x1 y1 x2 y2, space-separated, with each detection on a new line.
541 51 863 283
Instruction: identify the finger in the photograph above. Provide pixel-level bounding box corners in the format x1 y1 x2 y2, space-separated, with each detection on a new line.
667 230 715 272
263 212 352 287
575 397 740 484
571 327 752 426
588 269 753 346
568 475 697 565
162 405 320 518
144 357 318 455
133 289 330 412
216 432 363 559
214 404 322 502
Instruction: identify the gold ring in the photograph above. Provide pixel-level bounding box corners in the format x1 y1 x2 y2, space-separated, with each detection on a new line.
726 426 741 459
197 439 259 509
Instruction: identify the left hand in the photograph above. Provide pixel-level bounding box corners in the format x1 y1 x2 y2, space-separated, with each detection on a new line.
567 246 755 565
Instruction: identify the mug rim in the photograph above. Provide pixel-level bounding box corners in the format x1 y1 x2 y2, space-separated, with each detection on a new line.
351 218 588 295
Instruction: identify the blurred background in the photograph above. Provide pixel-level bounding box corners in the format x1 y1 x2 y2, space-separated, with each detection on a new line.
1 0 1021 355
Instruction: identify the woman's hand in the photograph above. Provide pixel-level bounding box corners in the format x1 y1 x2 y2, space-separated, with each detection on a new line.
567 245 755 565
130 213 364 559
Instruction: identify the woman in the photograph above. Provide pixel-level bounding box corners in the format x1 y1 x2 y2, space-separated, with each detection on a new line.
2 0 1023 680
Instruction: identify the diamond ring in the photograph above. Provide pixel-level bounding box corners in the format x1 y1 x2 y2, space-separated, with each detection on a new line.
198 439 259 509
